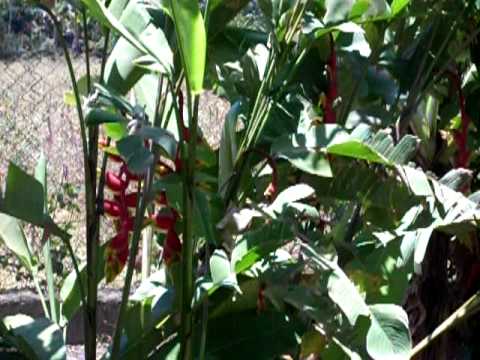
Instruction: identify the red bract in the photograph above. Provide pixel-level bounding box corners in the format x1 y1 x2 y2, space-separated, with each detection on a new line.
163 229 182 265
120 216 135 233
151 210 177 231
103 199 122 218
123 193 138 208
449 70 471 168
155 191 168 206
106 171 127 193
323 35 337 124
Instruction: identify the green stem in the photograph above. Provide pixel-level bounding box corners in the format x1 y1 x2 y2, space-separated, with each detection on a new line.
81 7 91 93
32 270 49 318
110 76 165 359
180 93 199 360
36 5 92 358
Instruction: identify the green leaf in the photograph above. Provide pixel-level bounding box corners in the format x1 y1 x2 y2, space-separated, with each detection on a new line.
0 214 34 271
232 222 293 274
169 0 207 94
136 127 178 160
116 135 154 175
390 0 410 16
85 108 127 126
267 184 315 215
327 141 389 164
366 304 412 360
210 249 238 289
82 0 172 80
219 101 241 197
0 315 66 360
272 135 333 177
2 163 45 225
439 168 472 192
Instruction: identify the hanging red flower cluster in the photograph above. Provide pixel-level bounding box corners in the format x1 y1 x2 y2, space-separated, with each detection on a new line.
150 192 182 265
102 153 141 282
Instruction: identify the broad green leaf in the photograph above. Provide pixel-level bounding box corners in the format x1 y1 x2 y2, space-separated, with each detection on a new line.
117 135 154 175
391 0 410 16
136 127 178 160
152 310 304 359
439 168 472 192
0 214 33 271
85 108 127 126
366 304 411 360
327 264 370 326
398 166 432 197
267 184 315 215
82 0 172 77
169 0 207 93
0 315 66 360
219 101 241 197
302 244 370 326
232 221 293 274
327 141 389 164
2 163 44 225
272 135 333 177
210 249 238 289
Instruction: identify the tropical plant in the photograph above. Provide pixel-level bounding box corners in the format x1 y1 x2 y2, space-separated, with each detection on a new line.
2 0 480 359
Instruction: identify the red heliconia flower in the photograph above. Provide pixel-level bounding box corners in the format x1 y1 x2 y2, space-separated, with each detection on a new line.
155 191 168 206
103 199 122 218
105 171 127 193
120 216 135 233
105 229 130 282
151 209 177 231
162 229 182 265
123 193 138 208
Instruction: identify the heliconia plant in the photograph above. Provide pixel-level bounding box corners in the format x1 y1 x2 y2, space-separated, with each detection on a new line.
3 1 480 360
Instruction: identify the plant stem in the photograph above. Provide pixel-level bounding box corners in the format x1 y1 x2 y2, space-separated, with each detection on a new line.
36 5 93 358
81 7 91 93
110 76 165 359
180 93 200 360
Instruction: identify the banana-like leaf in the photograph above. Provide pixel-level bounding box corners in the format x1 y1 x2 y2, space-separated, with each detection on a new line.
169 0 206 94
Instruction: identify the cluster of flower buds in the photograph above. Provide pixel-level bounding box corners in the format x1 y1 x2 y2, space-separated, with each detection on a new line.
149 191 182 265
101 143 142 281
